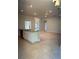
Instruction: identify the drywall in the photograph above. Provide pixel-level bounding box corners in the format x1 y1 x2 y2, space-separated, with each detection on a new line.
18 15 25 29
45 17 61 33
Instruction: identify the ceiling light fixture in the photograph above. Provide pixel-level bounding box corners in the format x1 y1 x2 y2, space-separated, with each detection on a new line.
20 9 24 12
29 4 33 8
52 0 60 6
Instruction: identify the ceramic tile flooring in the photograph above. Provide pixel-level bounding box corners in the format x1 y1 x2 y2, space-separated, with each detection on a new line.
18 32 61 59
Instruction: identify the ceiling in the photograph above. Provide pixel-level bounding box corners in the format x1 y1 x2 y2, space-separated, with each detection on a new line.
18 0 59 17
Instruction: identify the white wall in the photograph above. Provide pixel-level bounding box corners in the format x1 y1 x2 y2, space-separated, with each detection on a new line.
45 17 61 33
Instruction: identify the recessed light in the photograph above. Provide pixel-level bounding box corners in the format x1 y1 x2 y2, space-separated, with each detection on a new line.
20 9 24 12
29 4 33 8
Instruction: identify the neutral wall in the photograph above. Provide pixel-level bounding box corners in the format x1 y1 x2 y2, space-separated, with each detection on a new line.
45 17 61 33
18 15 25 29
18 15 61 33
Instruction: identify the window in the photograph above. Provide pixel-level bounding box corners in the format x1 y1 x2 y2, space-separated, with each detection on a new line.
45 22 48 32
25 21 31 30
35 22 40 31
34 17 40 31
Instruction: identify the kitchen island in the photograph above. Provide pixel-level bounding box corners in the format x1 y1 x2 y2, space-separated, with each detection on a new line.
23 30 40 43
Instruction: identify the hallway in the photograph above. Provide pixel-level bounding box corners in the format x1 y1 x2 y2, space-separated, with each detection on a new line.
18 32 61 59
